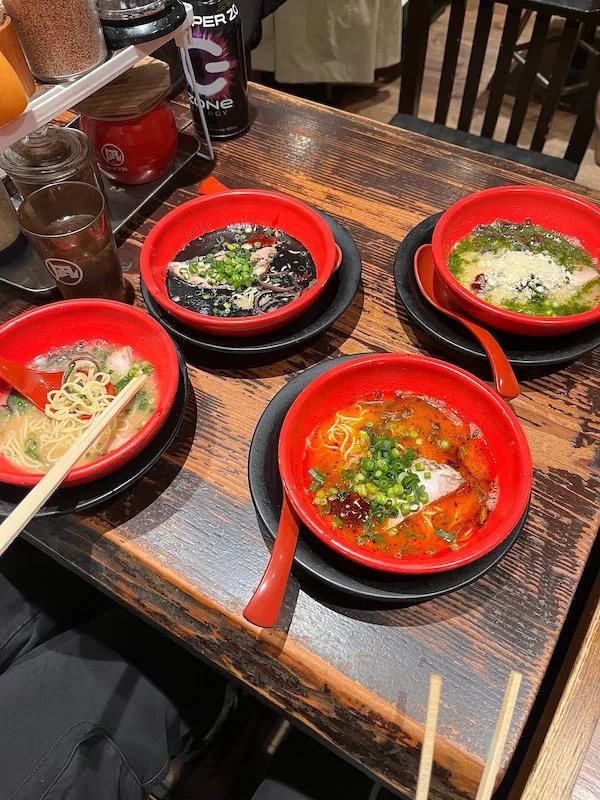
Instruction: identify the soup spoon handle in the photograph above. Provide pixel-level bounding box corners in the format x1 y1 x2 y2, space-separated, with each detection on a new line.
414 245 520 401
0 375 146 557
243 492 300 628
464 324 520 401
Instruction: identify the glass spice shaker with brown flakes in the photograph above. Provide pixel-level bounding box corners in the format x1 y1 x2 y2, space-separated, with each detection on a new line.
5 0 107 83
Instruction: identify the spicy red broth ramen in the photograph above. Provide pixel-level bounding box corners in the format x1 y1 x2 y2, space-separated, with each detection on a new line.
304 393 496 560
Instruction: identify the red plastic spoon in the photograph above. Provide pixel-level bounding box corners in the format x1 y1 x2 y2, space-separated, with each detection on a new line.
0 357 65 412
414 244 520 401
243 492 300 628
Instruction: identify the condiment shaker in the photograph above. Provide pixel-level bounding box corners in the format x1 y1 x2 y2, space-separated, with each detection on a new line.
0 126 103 199
0 5 35 95
5 0 107 83
0 180 27 265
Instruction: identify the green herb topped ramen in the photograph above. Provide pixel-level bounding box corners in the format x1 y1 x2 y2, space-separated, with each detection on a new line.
448 219 600 317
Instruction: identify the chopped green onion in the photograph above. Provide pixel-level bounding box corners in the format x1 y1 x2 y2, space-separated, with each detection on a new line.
414 462 424 471
358 430 369 440
308 467 326 485
331 516 343 529
435 528 457 542
438 439 450 451
424 471 432 480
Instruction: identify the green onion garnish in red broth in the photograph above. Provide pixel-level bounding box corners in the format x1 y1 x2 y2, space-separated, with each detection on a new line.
305 392 496 560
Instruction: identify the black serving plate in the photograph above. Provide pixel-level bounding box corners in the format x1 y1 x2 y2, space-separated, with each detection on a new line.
395 213 600 367
248 356 529 603
141 211 361 356
0 345 189 519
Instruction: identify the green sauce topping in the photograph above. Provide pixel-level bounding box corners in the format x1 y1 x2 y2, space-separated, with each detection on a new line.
448 219 600 316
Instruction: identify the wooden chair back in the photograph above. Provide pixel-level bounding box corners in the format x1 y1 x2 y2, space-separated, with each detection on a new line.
399 0 600 170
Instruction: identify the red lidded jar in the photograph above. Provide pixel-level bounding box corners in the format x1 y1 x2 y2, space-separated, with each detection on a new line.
81 101 177 185
77 57 178 186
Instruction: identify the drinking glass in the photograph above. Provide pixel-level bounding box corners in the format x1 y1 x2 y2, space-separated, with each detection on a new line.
18 181 127 301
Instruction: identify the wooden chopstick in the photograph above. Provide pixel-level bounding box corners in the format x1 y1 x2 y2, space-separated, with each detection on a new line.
475 671 523 800
415 674 442 800
0 374 146 557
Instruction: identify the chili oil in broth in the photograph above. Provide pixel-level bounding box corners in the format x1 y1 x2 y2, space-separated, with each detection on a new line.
305 393 496 560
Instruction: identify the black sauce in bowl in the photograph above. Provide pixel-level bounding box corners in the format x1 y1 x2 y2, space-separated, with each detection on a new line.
166 224 317 317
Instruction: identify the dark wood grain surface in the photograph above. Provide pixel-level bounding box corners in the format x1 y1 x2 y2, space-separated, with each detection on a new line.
1 86 599 800
518 582 600 800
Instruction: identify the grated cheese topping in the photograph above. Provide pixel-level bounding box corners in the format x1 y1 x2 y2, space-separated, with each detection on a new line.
462 249 571 304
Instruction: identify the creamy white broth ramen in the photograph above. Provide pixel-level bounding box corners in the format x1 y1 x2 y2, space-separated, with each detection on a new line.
0 341 156 473
449 219 600 317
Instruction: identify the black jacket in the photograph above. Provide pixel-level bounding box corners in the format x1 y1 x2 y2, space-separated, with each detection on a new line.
239 0 288 47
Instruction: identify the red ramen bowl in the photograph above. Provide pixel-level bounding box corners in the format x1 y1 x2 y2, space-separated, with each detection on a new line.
279 354 532 574
432 185 600 336
140 182 341 337
0 299 179 487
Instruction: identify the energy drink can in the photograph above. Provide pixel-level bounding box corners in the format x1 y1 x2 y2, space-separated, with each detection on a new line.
186 0 250 139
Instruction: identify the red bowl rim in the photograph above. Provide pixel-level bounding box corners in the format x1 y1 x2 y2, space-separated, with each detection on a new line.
278 353 533 574
140 189 338 332
0 299 180 486
432 185 600 331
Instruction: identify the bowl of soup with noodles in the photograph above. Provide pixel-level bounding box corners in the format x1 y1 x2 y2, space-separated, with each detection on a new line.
0 299 179 487
279 354 532 574
432 185 600 336
140 183 341 338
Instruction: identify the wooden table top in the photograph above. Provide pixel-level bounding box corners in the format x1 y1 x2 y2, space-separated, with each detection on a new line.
3 85 599 800
519 583 600 800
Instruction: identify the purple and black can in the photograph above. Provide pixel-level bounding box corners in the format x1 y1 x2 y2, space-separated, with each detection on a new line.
186 0 250 139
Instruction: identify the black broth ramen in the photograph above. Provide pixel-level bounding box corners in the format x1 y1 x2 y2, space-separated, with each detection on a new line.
166 224 317 318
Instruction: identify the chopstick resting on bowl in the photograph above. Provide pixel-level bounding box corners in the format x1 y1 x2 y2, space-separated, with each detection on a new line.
0 375 147 556
415 670 522 800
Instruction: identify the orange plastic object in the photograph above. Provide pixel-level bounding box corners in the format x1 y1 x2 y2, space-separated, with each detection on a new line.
243 492 300 628
414 244 520 400
0 50 27 126
0 14 35 96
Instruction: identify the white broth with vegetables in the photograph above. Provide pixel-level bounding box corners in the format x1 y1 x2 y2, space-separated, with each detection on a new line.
0 341 156 473
449 219 600 317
